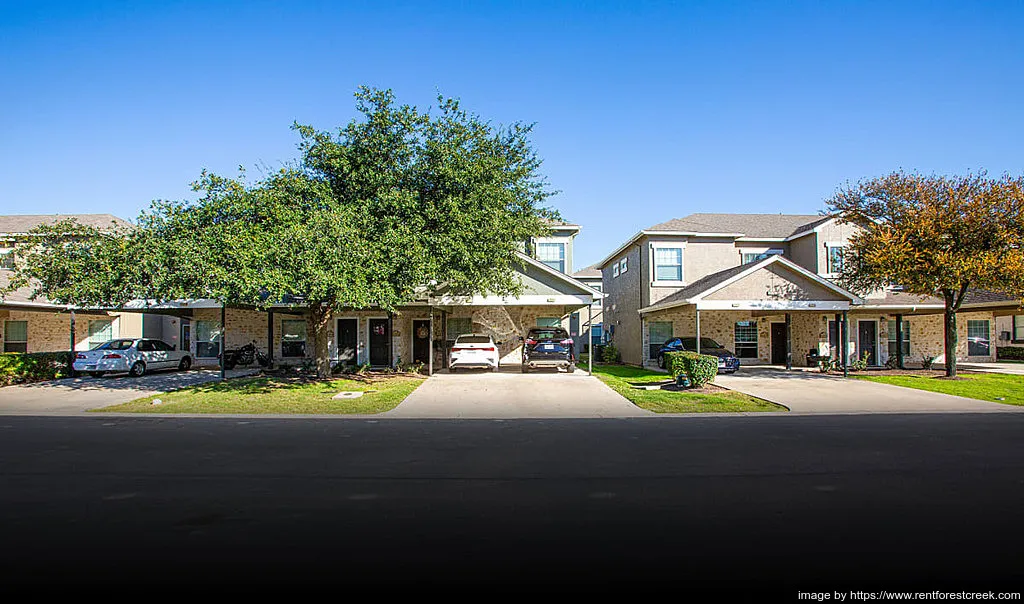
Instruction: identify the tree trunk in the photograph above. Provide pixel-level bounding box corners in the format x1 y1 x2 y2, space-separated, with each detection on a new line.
943 306 957 378
310 304 333 379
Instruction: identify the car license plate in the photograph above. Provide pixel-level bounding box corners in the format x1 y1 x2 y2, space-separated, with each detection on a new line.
718 360 725 367
541 344 555 351
84 365 97 370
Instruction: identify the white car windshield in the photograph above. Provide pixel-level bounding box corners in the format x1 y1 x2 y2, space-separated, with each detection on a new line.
456 336 492 344
93 339 136 351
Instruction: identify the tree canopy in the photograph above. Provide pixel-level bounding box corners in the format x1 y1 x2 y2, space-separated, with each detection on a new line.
827 170 1024 376
7 87 559 376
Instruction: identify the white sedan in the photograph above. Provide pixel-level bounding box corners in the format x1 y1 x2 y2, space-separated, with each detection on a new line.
73 338 193 378
448 334 500 372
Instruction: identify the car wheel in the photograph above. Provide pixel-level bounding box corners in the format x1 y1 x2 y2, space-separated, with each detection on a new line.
129 361 146 377
657 354 665 369
178 356 192 371
521 365 530 374
89 371 105 378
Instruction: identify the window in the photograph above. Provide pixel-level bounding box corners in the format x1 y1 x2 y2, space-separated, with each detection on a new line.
195 320 222 358
537 317 561 328
741 249 784 265
887 320 911 358
536 242 565 273
0 248 14 270
1013 315 1024 342
152 340 174 351
653 247 683 282
137 339 155 352
648 321 673 360
612 263 619 278
282 319 307 357
967 320 990 356
827 245 846 274
591 283 602 308
619 257 628 274
591 324 603 345
446 317 472 340
734 321 758 358
88 319 113 349
4 320 27 353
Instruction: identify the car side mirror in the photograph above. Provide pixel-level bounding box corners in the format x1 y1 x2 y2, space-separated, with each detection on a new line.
518 336 524 342
495 341 503 346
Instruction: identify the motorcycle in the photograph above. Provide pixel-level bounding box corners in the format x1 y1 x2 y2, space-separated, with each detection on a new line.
221 341 270 370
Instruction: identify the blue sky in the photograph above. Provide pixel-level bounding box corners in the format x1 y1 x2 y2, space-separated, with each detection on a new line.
2 1 1023 269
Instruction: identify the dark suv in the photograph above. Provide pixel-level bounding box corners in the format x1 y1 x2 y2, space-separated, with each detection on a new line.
656 337 741 373
521 327 576 373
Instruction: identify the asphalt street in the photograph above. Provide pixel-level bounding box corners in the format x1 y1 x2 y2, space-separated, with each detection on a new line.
2 413 1022 593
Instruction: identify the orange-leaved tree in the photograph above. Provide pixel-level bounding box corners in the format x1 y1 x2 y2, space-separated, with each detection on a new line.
827 171 1024 377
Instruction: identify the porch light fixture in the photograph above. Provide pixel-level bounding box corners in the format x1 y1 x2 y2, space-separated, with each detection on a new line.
731 303 740 308
546 297 556 303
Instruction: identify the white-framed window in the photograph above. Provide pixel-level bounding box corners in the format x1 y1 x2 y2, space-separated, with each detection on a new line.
734 321 758 358
653 247 683 282
536 242 565 273
967 320 990 356
1014 315 1024 343
195 320 222 358
648 321 673 360
591 283 602 308
887 320 911 358
741 249 784 265
612 263 619 278
4 320 28 353
826 244 846 275
0 247 15 270
88 319 113 349
619 257 628 274
447 317 472 340
281 319 307 357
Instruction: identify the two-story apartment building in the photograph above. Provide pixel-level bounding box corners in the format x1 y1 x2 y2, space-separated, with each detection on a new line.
599 213 1021 368
571 264 604 353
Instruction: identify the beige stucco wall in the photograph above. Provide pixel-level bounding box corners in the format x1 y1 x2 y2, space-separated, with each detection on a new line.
601 243 644 365
704 264 847 301
816 220 862 275
788 234 818 273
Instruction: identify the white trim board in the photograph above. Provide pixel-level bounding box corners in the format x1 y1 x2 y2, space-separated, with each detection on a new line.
694 300 852 311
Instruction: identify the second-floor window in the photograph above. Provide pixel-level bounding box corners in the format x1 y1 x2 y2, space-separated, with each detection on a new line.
741 249 784 265
827 245 846 275
0 248 14 270
591 283 602 308
537 242 565 273
653 247 683 282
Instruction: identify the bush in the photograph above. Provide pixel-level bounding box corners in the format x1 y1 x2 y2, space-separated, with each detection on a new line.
0 352 72 386
600 343 621 363
997 346 1024 361
664 351 718 387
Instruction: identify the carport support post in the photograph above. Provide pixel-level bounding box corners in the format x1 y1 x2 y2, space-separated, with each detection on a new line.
68 309 76 376
267 309 274 368
895 313 905 370
428 307 434 376
695 309 701 355
785 312 792 370
842 310 849 378
586 303 592 376
220 302 226 380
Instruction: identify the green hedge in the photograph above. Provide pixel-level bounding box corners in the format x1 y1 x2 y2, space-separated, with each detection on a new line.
997 346 1024 361
0 352 72 386
665 351 718 387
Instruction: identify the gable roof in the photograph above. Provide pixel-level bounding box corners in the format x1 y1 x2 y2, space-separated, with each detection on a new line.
0 214 132 236
647 213 829 239
639 255 861 314
572 263 602 279
514 252 603 297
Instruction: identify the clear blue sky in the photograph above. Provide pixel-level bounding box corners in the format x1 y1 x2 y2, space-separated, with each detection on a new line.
3 0 1023 269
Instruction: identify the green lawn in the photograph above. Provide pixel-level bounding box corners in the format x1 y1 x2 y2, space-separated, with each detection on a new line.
855 373 1024 406
592 364 786 413
94 374 425 414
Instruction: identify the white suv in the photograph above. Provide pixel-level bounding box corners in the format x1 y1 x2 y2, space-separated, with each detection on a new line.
449 334 500 372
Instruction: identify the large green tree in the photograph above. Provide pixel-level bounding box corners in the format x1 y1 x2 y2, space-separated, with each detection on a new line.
7 87 557 377
827 171 1024 377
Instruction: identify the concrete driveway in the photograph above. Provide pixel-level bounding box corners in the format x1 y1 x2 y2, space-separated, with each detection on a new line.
0 369 259 415
384 367 652 418
715 367 1024 414
959 362 1024 375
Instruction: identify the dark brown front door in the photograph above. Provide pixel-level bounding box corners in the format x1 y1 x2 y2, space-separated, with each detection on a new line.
369 318 389 366
412 319 430 365
858 320 877 366
336 318 358 366
770 323 788 365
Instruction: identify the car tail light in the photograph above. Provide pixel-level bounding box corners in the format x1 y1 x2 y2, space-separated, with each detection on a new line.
451 347 465 352
481 347 495 352
560 339 573 346
525 339 537 346
102 353 121 359
75 353 87 359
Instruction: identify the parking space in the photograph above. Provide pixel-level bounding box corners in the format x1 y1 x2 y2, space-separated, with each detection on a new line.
384 366 652 418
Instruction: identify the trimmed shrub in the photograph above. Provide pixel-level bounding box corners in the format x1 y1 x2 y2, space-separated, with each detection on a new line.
600 343 621 364
997 346 1024 361
665 350 718 387
0 352 72 386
